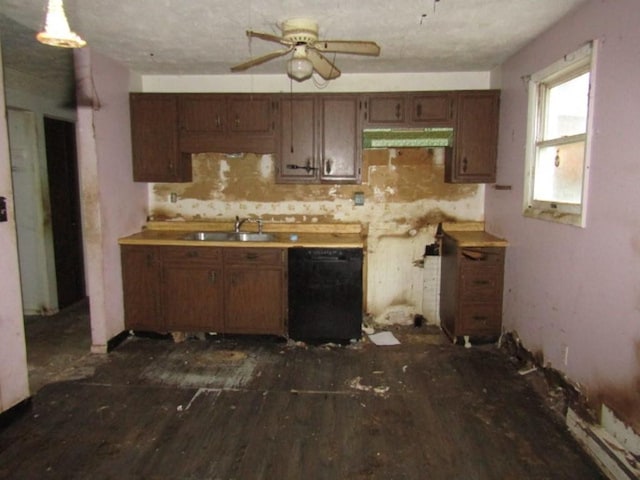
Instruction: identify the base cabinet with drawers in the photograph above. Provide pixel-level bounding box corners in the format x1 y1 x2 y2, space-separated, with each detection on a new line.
121 245 287 336
439 232 507 346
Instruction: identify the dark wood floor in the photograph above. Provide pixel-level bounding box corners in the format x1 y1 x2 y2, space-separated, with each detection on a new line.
1 313 604 479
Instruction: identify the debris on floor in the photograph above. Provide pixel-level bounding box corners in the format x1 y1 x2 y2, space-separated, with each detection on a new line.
367 331 401 346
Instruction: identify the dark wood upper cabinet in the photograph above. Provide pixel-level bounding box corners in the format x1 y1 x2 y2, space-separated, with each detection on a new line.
227 96 274 134
364 94 406 125
129 90 500 184
276 95 318 183
130 93 191 182
447 90 500 183
179 93 277 154
362 92 455 128
276 94 361 184
410 93 456 126
320 95 361 183
179 95 226 133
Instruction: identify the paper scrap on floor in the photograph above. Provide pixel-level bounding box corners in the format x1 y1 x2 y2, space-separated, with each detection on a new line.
368 331 400 346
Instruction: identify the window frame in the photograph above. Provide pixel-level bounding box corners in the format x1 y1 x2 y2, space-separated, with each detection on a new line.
523 42 596 227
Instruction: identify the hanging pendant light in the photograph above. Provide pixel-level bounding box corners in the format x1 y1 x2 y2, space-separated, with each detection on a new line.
37 0 86 48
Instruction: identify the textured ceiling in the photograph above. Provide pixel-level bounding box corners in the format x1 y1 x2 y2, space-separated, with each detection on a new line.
1 0 587 78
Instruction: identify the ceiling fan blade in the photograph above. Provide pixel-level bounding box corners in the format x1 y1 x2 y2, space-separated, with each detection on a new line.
306 49 341 80
230 47 293 72
246 30 292 47
313 40 381 56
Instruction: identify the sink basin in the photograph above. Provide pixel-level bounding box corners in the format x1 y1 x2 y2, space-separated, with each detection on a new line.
183 231 275 242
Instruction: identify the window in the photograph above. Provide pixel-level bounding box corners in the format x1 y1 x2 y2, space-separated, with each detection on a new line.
524 42 595 227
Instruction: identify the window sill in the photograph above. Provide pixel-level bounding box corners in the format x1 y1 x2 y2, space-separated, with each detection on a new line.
523 207 584 228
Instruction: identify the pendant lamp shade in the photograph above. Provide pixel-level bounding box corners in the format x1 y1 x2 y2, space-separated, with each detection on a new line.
37 0 86 48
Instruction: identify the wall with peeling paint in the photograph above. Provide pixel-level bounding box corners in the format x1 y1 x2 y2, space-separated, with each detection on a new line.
0 42 30 412
74 49 148 352
486 0 640 432
151 148 484 324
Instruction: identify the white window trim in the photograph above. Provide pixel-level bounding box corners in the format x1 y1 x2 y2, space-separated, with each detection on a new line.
523 41 597 228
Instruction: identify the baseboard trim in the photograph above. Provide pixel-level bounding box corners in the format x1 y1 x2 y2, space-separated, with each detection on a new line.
0 397 32 430
106 330 130 352
567 408 640 480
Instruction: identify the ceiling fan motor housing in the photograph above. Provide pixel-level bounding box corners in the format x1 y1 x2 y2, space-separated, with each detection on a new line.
281 18 319 44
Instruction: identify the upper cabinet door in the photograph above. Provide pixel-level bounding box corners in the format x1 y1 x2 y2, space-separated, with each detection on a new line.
363 94 407 126
447 91 500 183
410 93 456 126
227 95 273 134
320 95 361 183
130 93 191 182
179 94 226 133
276 95 318 183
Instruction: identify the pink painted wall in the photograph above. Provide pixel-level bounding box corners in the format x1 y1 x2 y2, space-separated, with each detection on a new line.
0 43 30 410
74 49 147 352
485 0 640 429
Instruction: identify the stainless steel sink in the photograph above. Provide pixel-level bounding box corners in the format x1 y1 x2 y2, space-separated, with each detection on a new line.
182 231 275 242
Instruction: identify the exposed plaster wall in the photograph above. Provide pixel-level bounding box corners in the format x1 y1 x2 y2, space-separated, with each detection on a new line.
485 0 640 431
151 148 484 324
0 42 30 411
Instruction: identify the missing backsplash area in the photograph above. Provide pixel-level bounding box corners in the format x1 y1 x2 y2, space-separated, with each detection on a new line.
150 149 478 221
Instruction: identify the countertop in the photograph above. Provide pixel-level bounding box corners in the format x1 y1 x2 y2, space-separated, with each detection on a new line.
443 229 508 247
118 221 366 249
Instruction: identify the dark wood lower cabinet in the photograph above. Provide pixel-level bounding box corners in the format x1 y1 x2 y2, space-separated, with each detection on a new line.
439 233 506 346
121 245 163 331
162 247 224 332
223 248 287 335
121 245 286 336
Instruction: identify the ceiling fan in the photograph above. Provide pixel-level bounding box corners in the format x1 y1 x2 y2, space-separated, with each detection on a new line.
230 18 381 81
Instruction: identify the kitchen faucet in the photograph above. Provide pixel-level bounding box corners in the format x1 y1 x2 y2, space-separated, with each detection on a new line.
234 216 263 234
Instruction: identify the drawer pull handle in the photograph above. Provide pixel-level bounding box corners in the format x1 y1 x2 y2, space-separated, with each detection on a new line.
186 250 198 258
246 253 258 260
473 280 490 285
209 271 216 284
472 315 489 322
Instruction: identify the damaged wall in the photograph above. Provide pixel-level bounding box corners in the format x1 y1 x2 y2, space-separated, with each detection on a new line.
485 0 640 434
150 147 484 324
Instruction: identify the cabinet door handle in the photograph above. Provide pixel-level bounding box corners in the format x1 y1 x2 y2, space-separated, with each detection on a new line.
462 157 468 173
215 115 221 128
396 103 402 119
209 271 216 283
416 103 422 118
145 253 154 267
325 158 333 175
235 115 240 128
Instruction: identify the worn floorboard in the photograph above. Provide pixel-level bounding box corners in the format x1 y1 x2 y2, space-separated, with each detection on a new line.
1 317 605 480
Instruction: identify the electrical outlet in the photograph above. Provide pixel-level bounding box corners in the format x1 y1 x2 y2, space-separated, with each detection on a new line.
0 196 7 222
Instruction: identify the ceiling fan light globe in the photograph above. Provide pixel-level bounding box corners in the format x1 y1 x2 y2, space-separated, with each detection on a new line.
287 57 313 81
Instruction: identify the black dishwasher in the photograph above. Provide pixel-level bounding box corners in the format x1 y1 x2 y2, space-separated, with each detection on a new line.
288 248 363 343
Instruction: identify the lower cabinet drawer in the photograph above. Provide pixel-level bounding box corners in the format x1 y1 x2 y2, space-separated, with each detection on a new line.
223 248 284 265
460 266 502 300
458 304 502 335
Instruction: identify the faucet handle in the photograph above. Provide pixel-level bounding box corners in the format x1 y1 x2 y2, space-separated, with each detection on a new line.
257 219 263 234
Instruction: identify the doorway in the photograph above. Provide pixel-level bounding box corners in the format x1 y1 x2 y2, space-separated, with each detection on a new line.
44 117 85 308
